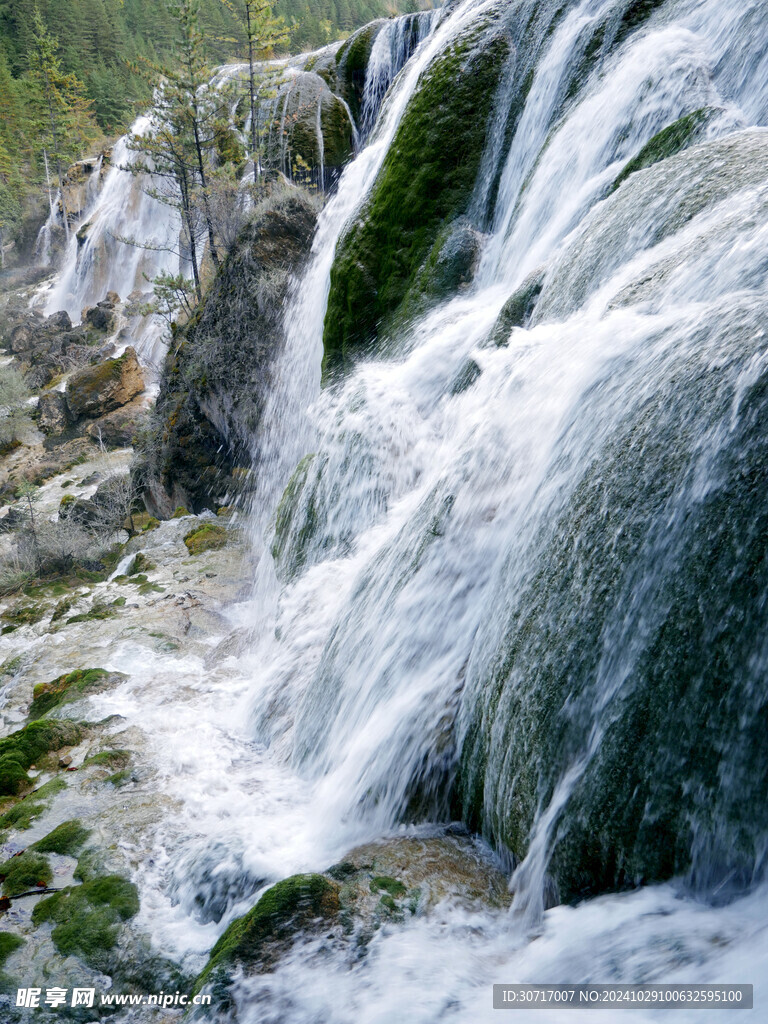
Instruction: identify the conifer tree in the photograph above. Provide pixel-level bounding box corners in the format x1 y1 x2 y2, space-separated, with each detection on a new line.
27 7 98 231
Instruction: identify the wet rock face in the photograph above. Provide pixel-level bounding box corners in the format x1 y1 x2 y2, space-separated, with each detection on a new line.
66 347 144 420
265 72 356 184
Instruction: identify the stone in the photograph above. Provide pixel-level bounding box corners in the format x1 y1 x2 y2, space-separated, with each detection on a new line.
85 397 149 448
38 391 72 434
85 304 115 333
66 347 144 420
47 310 72 333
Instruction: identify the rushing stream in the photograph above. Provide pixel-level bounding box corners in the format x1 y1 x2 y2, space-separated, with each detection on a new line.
17 0 768 1019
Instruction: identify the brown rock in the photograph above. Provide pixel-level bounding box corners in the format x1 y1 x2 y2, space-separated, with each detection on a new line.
85 396 149 448
66 347 144 420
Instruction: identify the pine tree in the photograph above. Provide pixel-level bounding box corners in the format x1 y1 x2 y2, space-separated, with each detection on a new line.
27 6 98 230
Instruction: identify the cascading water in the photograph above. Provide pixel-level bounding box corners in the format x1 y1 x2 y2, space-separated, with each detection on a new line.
20 0 768 1018
359 9 441 137
40 117 182 365
185 0 768 1014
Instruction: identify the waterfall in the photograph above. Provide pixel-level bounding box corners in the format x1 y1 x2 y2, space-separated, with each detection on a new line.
232 0 768 924
42 116 181 364
15 0 768 1016
360 9 441 138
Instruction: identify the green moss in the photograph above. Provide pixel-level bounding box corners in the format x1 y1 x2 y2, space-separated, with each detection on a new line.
30 668 111 719
0 721 84 795
33 819 90 856
613 109 717 191
369 875 407 898
130 553 156 575
1 603 46 633
51 597 75 622
0 801 46 831
106 769 131 787
66 602 118 625
172 506 190 518
0 851 53 895
184 523 229 555
323 14 512 377
0 932 23 965
32 875 139 967
0 655 22 677
33 777 67 800
195 873 340 993
83 749 131 769
615 0 667 45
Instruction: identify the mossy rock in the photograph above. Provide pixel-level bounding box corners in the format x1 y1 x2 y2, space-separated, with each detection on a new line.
0 850 53 896
271 453 325 581
30 668 122 719
195 873 340 994
32 874 139 968
458 296 768 901
1 603 46 633
33 819 90 856
323 9 513 377
487 271 545 346
83 749 131 770
615 0 667 45
612 108 719 192
66 602 120 625
184 523 229 555
0 721 84 796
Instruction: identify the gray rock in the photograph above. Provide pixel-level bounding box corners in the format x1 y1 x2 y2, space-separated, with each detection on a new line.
38 391 72 434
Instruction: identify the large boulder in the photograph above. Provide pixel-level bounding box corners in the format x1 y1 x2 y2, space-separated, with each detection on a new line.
38 390 72 434
66 347 144 420
143 186 317 516
85 397 149 448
